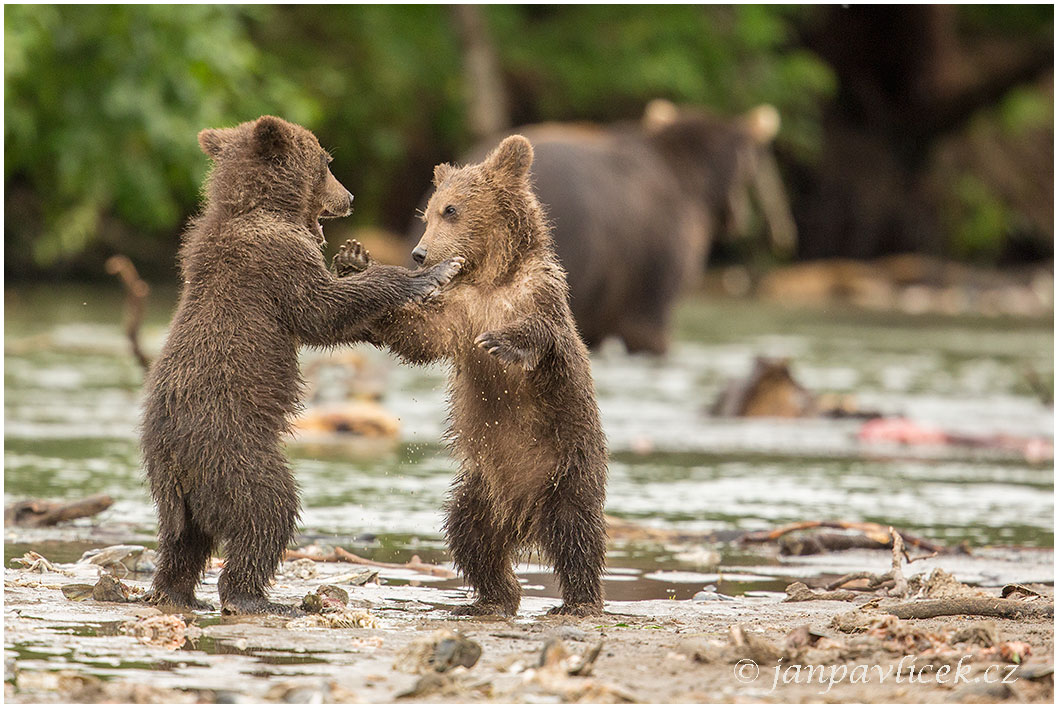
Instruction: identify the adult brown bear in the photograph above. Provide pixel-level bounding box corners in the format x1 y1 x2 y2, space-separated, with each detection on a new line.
412 101 780 354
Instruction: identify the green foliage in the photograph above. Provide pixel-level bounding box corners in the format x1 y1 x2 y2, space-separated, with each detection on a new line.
488 5 834 159
247 5 466 227
4 5 316 268
2 5 1051 276
948 175 1010 261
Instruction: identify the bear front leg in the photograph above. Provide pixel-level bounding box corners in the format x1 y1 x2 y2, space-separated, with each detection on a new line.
333 239 372 278
443 472 521 616
474 317 554 371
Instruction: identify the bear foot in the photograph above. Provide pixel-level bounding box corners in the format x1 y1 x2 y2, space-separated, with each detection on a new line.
545 603 602 618
142 589 215 612
221 595 304 617
450 601 517 617
334 239 372 277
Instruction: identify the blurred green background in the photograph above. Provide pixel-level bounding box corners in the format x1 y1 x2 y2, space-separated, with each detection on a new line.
4 5 1053 280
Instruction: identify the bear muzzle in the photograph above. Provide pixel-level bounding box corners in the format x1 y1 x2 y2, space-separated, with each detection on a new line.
321 190 354 220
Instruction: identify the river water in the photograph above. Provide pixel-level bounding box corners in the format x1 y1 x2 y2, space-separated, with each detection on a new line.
4 284 1053 596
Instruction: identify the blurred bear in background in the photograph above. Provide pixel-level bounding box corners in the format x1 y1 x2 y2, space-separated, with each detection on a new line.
412 101 786 354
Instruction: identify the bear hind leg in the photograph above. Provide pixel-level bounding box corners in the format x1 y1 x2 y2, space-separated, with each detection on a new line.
146 503 215 611
217 477 302 617
444 473 521 616
537 477 606 617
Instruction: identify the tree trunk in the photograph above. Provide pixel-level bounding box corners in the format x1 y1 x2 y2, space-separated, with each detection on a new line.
795 6 1052 259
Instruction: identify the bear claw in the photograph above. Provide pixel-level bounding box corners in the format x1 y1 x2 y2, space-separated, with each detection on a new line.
334 239 371 277
475 332 533 370
414 257 463 302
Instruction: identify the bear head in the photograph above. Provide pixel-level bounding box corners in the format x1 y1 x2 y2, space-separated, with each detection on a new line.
412 135 540 278
197 116 353 243
643 100 779 237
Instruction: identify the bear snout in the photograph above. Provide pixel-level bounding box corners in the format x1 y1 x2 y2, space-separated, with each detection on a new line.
322 191 354 219
411 246 427 265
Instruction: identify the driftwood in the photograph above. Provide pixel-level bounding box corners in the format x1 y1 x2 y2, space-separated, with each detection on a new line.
284 546 456 579
826 529 909 596
783 581 858 602
885 597 1054 621
780 533 888 556
5 494 114 527
740 520 948 554
105 254 151 372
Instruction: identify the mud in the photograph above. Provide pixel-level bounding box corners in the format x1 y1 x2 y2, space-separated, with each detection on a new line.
5 541 1052 704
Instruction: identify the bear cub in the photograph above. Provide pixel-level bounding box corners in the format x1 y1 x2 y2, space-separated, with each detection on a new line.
141 116 462 616
344 135 608 616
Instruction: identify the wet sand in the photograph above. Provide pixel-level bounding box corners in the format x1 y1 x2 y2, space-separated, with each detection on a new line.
5 542 1052 704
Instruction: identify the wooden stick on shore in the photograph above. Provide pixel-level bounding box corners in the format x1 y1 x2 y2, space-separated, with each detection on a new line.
284 546 457 579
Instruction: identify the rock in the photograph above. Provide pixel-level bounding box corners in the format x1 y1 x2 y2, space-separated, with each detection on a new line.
61 584 96 602
286 609 380 629
693 584 736 602
281 558 317 580
91 574 134 602
432 633 482 672
121 614 195 651
555 626 587 642
347 569 380 586
317 584 349 606
396 630 481 674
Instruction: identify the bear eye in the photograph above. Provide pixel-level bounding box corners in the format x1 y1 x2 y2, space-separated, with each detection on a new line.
442 205 458 219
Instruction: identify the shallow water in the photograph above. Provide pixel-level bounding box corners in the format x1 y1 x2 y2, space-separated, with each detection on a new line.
4 284 1054 578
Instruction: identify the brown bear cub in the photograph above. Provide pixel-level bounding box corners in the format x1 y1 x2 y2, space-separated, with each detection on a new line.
341 135 608 616
141 116 462 616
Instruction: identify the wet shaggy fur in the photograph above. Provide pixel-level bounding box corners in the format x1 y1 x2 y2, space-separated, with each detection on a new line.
141 116 460 616
353 135 608 616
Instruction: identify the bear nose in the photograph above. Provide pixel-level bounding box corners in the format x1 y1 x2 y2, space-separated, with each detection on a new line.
411 246 427 265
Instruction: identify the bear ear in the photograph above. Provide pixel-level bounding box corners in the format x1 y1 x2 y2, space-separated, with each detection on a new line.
643 99 679 132
253 116 290 158
485 135 533 183
198 128 231 159
433 162 455 187
741 104 780 144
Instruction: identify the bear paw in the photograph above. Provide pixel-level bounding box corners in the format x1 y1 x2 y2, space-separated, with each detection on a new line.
221 595 305 617
475 331 534 370
142 589 215 612
450 601 516 617
334 239 372 277
412 257 464 302
545 602 601 617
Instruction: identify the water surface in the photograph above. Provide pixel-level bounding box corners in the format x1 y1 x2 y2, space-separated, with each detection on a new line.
5 284 1053 563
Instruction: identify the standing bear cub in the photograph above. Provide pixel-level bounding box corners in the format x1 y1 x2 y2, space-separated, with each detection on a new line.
141 116 462 616
341 135 608 616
